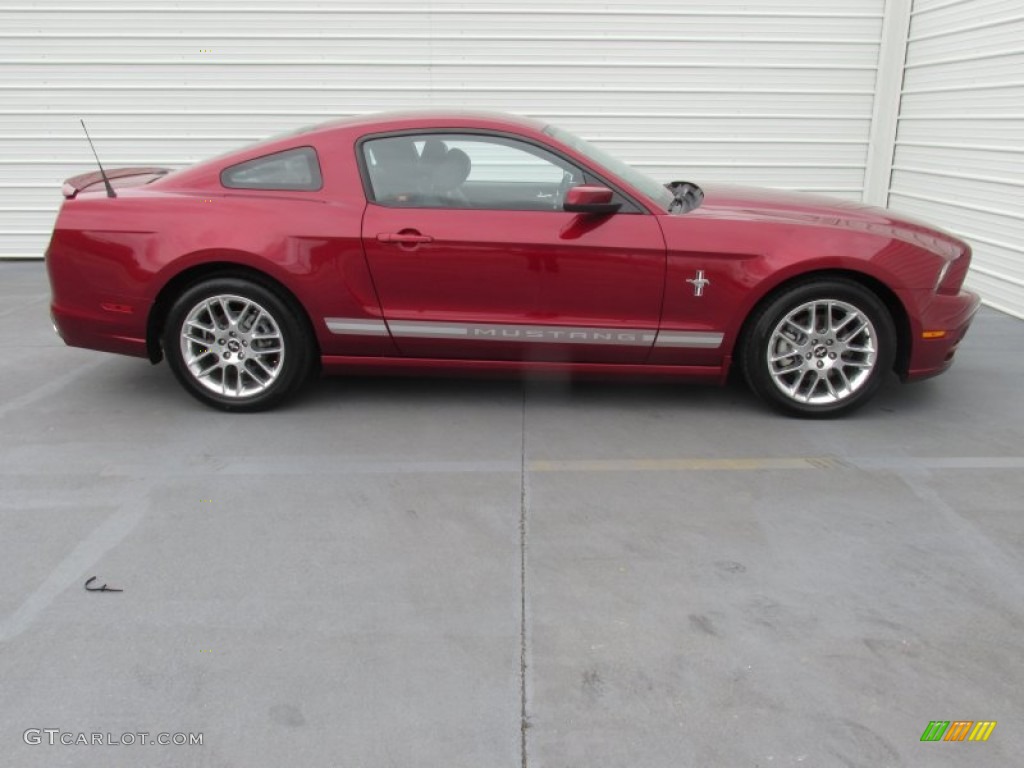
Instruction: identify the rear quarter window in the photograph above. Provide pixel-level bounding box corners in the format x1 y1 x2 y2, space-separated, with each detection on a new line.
221 146 322 191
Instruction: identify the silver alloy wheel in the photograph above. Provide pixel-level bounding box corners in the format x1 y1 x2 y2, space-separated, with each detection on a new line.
766 299 877 405
179 294 286 398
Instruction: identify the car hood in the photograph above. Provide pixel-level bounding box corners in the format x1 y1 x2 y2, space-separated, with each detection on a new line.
689 183 966 259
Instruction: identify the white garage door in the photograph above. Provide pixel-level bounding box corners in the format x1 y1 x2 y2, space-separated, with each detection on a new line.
890 0 1024 318
1 0 884 260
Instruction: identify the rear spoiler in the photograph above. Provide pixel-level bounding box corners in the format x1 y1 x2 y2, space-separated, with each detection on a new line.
62 167 172 199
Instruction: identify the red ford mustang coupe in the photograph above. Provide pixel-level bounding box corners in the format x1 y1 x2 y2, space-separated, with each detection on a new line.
46 111 979 417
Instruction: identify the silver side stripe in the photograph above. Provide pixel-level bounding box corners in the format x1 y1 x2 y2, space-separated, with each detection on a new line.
388 322 475 338
655 332 725 348
325 318 389 336
324 317 723 349
390 321 658 346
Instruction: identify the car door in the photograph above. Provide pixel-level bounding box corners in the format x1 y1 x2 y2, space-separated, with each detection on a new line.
358 131 666 363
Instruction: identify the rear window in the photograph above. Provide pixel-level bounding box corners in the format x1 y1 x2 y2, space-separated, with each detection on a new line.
221 146 322 191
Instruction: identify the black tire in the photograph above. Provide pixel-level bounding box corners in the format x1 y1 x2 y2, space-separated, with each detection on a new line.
741 278 896 418
162 277 314 412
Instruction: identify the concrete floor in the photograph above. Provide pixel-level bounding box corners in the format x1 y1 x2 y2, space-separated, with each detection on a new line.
1 259 1022 767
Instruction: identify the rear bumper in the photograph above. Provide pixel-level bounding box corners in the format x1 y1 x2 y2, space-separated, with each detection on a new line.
905 289 981 381
46 227 152 359
51 301 149 358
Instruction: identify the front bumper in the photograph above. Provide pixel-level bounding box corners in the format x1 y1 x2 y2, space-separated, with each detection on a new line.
905 289 982 381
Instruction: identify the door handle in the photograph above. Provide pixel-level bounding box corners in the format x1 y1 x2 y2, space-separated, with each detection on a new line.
377 232 433 244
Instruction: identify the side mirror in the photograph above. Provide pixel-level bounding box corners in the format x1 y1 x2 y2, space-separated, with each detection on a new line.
563 185 621 215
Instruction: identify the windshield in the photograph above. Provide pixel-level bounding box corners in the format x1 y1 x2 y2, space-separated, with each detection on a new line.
543 123 675 210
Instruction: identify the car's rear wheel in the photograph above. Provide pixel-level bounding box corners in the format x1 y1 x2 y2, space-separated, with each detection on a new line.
741 279 896 418
163 277 313 411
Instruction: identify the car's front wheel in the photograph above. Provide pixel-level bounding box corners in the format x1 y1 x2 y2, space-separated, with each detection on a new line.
741 279 896 418
163 277 313 411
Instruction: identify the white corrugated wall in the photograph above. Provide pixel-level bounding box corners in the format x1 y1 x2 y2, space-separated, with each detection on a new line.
889 0 1024 318
2 1 1020 318
0 0 884 257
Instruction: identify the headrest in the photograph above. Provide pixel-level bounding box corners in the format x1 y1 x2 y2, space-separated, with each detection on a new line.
371 138 417 169
419 138 448 167
433 148 471 192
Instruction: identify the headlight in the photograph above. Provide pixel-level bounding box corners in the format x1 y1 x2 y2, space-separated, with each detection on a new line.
936 243 972 295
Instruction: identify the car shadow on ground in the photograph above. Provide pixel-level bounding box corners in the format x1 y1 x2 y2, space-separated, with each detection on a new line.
101 354 950 422
294 368 946 421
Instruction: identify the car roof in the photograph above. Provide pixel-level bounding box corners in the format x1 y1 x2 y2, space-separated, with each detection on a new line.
295 110 549 138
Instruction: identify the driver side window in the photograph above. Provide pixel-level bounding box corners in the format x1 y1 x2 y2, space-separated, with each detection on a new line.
362 133 582 211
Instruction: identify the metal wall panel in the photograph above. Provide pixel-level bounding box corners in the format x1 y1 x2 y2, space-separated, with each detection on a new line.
891 0 1024 318
0 0 884 258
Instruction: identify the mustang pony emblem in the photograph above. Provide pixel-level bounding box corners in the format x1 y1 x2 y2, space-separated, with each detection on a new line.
687 270 710 297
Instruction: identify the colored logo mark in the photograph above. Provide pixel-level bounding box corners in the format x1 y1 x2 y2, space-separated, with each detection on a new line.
920 720 997 742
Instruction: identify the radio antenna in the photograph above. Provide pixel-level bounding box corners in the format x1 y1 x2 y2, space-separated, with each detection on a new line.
79 119 117 198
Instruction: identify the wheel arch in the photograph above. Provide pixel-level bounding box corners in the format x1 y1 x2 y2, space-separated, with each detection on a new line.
733 268 912 379
146 259 320 364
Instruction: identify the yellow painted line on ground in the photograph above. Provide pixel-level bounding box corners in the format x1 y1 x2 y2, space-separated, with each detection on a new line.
527 457 845 473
